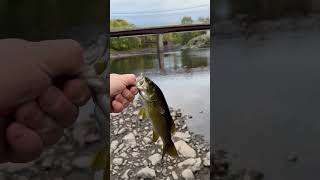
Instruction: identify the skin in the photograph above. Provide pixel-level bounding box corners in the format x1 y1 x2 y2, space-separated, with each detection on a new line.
0 39 137 163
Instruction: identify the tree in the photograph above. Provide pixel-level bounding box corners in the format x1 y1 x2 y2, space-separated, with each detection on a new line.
181 16 193 24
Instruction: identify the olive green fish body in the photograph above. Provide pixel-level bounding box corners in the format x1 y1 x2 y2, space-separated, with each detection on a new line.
137 75 178 160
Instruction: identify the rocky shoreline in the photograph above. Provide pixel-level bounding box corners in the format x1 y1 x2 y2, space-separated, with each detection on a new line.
0 98 210 180
110 98 210 180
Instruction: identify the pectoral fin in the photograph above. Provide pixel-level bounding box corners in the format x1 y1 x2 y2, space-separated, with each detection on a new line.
152 130 160 143
138 107 146 120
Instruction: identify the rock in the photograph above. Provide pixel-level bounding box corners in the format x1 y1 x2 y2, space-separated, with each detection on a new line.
136 167 156 178
84 133 99 143
72 121 97 146
156 138 163 146
247 169 264 180
113 158 123 166
133 130 138 136
122 133 137 147
53 177 64 180
62 144 73 150
117 128 126 135
72 156 91 169
16 176 28 180
203 152 210 166
143 137 151 144
4 162 34 173
181 124 187 130
119 119 124 124
172 171 178 180
41 156 54 169
121 169 131 179
114 143 124 154
120 152 127 158
179 158 202 172
173 132 191 142
133 110 139 115
168 166 173 170
148 153 162 165
287 153 298 162
181 169 194 179
66 172 92 180
111 140 119 152
175 140 196 158
0 172 5 180
132 152 140 157
62 163 72 172
143 160 148 166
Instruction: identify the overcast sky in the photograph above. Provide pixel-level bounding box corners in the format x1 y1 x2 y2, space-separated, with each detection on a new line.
110 0 210 27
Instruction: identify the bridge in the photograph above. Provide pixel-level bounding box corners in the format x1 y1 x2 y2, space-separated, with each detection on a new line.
110 23 210 37
110 23 210 68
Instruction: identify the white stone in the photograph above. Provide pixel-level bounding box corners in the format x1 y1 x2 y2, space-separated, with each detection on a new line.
181 169 194 179
143 137 151 144
121 169 131 179
173 132 191 142
156 138 163 146
4 162 34 173
148 153 162 165
137 167 156 178
117 128 126 135
120 152 127 158
132 152 140 157
133 110 139 115
111 140 119 152
113 158 123 166
178 158 202 172
119 119 124 124
172 171 178 180
133 130 138 136
175 140 196 158
72 156 91 169
122 133 136 147
203 152 210 166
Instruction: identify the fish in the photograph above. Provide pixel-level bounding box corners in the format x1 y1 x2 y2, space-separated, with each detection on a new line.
136 74 178 162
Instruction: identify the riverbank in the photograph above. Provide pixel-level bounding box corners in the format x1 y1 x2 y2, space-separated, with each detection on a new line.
0 98 210 180
110 98 210 179
214 13 320 39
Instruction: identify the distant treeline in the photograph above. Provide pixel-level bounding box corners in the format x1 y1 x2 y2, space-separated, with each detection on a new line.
0 0 108 40
110 16 209 51
214 0 319 20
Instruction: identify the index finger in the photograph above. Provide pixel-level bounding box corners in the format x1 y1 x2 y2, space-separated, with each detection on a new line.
32 39 84 77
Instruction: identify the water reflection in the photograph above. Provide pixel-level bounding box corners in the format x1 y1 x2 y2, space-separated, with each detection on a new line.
110 49 210 74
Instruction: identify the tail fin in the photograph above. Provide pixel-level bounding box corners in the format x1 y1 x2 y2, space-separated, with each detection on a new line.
162 140 179 160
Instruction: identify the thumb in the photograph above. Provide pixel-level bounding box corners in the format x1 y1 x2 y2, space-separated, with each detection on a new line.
32 39 85 77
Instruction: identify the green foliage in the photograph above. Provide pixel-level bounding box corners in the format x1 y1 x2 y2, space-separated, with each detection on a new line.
181 16 194 24
110 16 208 51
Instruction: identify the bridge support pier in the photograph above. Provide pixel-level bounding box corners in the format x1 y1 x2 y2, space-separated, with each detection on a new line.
157 34 165 72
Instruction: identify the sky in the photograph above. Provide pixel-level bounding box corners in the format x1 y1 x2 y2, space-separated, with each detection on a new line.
110 0 210 27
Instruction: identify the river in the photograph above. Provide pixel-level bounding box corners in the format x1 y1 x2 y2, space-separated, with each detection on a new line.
110 48 211 141
214 30 320 179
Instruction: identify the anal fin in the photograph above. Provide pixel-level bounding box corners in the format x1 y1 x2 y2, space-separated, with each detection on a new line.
152 130 160 143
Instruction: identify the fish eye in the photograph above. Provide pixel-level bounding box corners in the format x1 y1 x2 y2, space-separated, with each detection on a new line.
139 79 145 86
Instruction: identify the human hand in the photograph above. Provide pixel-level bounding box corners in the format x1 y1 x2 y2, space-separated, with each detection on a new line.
110 74 138 113
0 39 91 163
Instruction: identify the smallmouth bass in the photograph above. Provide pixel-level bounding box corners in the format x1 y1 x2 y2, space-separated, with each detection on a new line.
136 74 178 161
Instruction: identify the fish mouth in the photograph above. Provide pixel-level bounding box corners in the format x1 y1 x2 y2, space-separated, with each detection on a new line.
136 73 145 90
